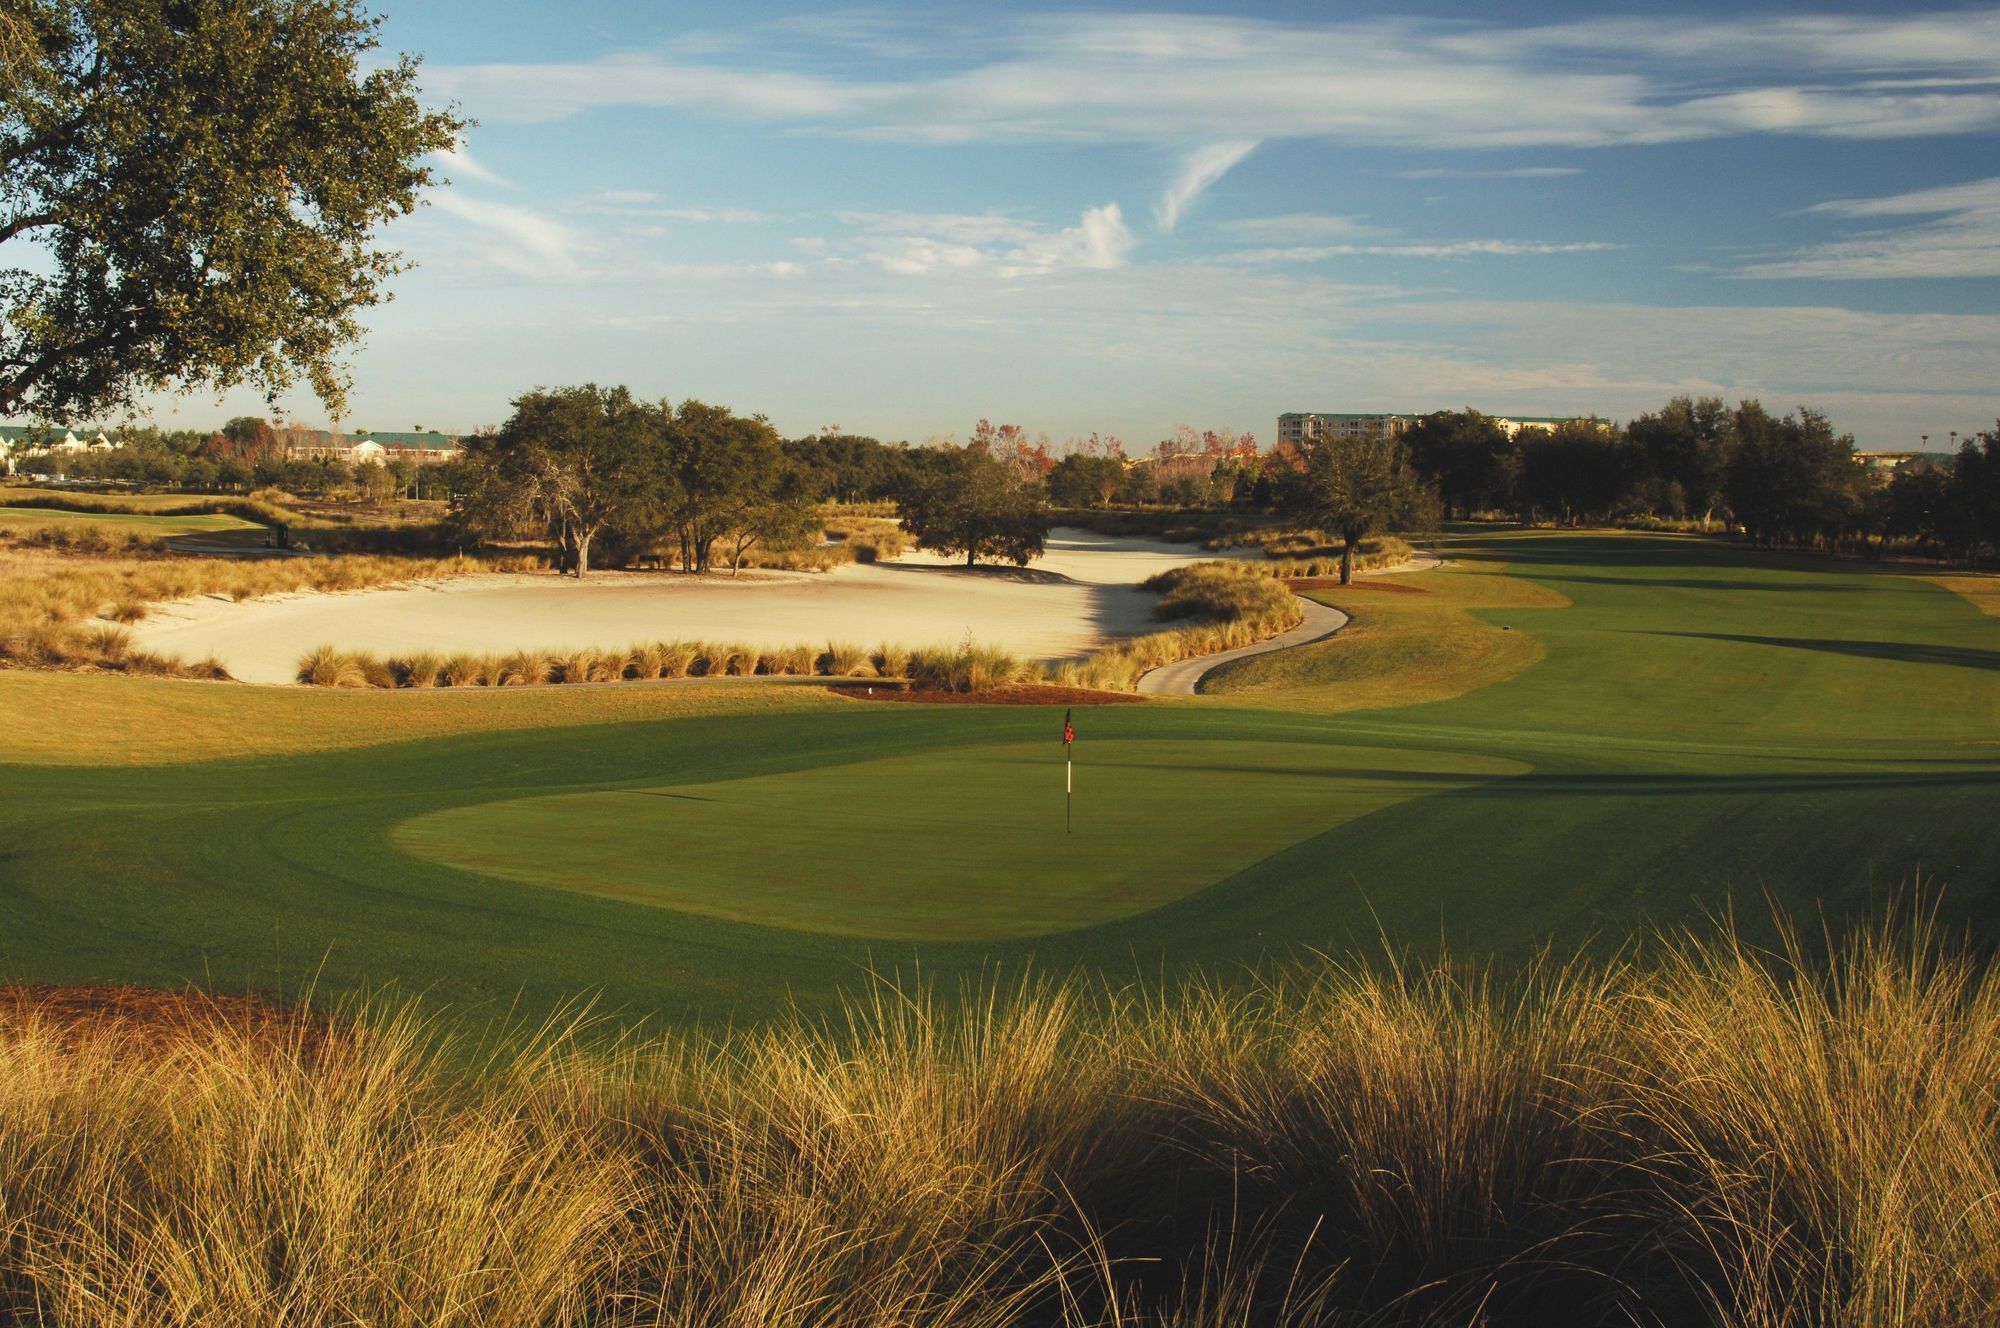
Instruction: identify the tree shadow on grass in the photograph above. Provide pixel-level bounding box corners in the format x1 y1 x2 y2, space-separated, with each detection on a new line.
1064 758 2000 798
1536 574 1865 594
1645 631 2000 672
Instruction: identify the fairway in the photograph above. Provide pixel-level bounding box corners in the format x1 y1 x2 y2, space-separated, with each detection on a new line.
5 529 1998 1028
0 505 264 538
393 739 1522 939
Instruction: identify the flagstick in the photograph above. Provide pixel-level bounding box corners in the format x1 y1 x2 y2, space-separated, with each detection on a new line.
1066 751 1072 834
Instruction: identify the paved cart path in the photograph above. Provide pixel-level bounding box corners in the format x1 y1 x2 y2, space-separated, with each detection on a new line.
1136 551 1444 697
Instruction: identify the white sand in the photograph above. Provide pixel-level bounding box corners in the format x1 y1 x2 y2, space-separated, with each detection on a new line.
128 529 1245 684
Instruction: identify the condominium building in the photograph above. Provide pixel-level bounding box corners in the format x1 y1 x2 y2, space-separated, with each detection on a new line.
1278 411 1599 445
282 427 463 465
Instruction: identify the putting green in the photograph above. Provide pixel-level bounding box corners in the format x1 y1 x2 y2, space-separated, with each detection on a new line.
392 739 1524 940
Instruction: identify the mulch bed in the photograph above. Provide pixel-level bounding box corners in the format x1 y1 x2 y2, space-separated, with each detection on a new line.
0 984 343 1057
830 683 1143 706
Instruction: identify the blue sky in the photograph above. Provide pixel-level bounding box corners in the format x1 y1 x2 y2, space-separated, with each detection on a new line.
147 2 2000 449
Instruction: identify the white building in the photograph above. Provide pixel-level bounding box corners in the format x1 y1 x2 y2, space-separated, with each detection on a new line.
1278 411 1600 446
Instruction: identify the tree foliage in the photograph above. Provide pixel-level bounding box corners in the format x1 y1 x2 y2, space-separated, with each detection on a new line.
1287 430 1436 583
1725 403 1862 546
897 446 1049 567
0 0 462 420
659 399 790 575
455 385 658 578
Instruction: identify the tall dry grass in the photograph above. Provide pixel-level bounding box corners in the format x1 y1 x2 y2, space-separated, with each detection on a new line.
1044 562 1309 692
298 637 1051 694
0 919 1988 1325
1 546 543 680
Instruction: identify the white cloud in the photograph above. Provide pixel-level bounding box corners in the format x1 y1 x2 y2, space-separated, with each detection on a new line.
1739 177 2000 278
1397 167 1584 180
425 192 588 279
433 142 509 187
1215 213 1376 242
836 211 1044 245
1155 141 1257 232
1002 204 1136 276
428 11 2000 148
574 193 772 224
1231 240 1621 262
829 207 1134 277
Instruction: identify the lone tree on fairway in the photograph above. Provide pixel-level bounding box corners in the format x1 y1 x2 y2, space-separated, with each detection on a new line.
0 0 462 420
1288 429 1434 584
898 446 1049 567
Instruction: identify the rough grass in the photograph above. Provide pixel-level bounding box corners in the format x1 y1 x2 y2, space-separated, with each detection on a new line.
0 919 1986 1325
1201 554 1562 710
0 669 838 765
1929 573 2000 617
1203 529 1416 571
0 508 265 547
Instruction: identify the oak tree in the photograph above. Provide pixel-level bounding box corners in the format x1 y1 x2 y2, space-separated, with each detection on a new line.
1 0 462 420
1288 429 1433 584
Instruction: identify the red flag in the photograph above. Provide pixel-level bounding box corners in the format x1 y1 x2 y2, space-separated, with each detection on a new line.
1063 709 1074 747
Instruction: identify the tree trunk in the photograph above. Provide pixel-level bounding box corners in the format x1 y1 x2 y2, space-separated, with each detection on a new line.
966 548 977 567
1340 537 1355 585
575 529 591 580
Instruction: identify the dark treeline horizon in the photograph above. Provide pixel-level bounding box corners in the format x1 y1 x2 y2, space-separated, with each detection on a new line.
19 394 2000 568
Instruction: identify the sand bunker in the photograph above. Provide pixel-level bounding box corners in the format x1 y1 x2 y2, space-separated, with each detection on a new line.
128 529 1244 684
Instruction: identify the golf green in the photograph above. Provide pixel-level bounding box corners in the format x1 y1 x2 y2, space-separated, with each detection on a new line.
5 529 1997 1028
393 739 1523 939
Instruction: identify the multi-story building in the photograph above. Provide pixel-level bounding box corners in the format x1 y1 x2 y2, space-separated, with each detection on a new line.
1276 413 1418 446
1278 411 1600 445
282 427 463 466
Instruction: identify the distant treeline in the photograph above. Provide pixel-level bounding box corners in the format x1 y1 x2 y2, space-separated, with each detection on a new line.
1397 401 1999 561
24 398 1999 565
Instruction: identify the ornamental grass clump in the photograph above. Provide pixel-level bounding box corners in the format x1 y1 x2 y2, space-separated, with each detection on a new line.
626 642 668 680
872 643 913 680
298 645 367 688
0 916 1989 1322
659 641 699 679
441 653 487 688
400 652 445 688
498 650 552 687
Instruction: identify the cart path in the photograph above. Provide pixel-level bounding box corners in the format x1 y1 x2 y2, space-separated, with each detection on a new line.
1135 550 1445 697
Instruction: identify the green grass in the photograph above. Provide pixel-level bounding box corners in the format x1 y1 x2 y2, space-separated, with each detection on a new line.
1 529 1996 1027
393 739 1520 940
0 506 264 538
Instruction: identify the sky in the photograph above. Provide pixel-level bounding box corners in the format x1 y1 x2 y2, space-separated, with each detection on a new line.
138 1 2000 450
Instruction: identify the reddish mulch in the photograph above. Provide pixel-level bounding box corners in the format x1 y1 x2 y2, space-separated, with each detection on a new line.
0 984 344 1058
831 683 1143 706
1283 577 1426 593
